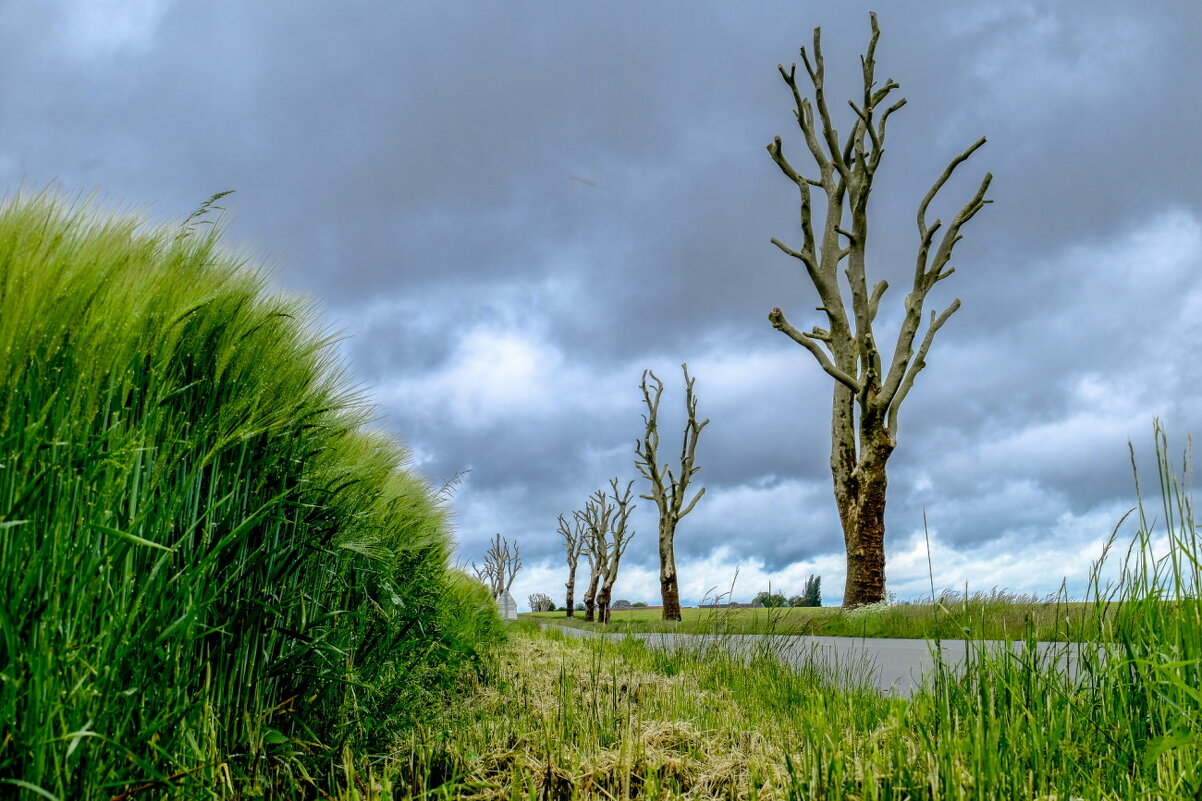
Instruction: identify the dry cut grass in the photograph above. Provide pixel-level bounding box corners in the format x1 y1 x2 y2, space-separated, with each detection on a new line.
393 626 903 800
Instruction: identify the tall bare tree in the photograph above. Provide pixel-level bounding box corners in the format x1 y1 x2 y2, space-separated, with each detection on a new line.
472 532 522 599
578 479 636 624
635 365 709 622
557 512 587 617
765 14 991 606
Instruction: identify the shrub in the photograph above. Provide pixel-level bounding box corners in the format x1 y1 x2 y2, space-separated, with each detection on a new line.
754 591 788 608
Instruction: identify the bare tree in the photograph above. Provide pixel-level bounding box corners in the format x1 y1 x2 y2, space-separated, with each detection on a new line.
765 14 991 606
472 533 522 599
635 365 709 622
528 592 555 612
578 479 636 624
597 479 636 624
557 513 587 617
576 489 611 623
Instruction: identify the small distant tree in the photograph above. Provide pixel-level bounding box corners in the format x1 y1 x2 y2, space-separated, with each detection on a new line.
472 533 521 599
557 513 587 617
788 594 806 607
578 478 637 624
528 592 555 612
631 601 649 608
635 365 709 622
612 599 632 611
753 591 788 608
804 574 823 607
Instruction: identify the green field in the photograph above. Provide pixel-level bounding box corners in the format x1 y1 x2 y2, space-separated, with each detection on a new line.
524 594 1100 642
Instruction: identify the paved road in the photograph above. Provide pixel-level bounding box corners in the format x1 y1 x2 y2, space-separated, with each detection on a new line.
542 625 1103 698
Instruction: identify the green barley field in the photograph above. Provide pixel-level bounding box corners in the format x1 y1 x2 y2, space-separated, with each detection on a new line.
0 193 502 799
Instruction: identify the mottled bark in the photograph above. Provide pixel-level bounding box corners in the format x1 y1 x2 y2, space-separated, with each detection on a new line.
582 554 600 622
659 548 682 621
635 365 708 622
834 428 892 605
766 13 990 606
595 585 612 625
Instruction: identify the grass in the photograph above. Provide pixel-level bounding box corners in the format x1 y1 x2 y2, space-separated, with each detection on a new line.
0 192 503 799
525 592 1101 642
388 424 1202 799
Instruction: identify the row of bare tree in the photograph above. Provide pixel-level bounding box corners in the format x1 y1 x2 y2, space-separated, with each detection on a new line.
507 14 992 612
558 479 636 623
557 364 709 623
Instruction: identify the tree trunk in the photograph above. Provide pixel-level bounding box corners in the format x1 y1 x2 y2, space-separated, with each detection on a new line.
565 566 576 617
659 524 682 621
583 571 599 622
596 583 612 624
835 422 892 607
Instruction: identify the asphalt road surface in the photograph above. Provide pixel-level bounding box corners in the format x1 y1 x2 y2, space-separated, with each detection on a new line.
543 625 1103 698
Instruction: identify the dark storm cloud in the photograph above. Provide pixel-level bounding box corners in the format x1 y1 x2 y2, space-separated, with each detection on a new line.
3 0 1199 602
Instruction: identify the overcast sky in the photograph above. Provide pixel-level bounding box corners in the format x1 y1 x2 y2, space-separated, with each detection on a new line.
5 2 1200 607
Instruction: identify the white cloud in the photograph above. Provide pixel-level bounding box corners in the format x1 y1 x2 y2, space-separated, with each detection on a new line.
377 324 629 431
886 501 1136 600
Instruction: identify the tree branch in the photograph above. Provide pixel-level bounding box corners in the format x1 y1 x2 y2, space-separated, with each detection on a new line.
886 299 960 436
777 64 830 172
679 486 706 519
867 280 888 324
917 136 987 242
558 513 585 569
634 370 668 508
799 28 848 180
673 363 709 520
769 236 811 264
926 172 993 281
769 307 861 391
879 137 990 411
